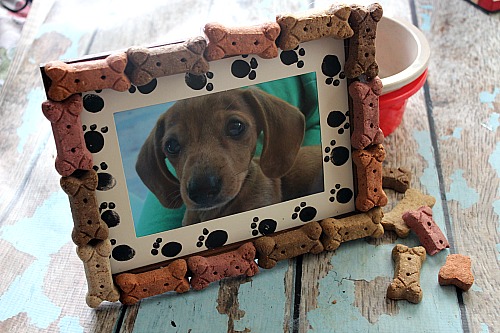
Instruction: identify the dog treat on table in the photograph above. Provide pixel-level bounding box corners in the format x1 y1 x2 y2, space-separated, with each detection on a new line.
438 254 474 291
349 77 384 150
320 207 384 251
387 244 426 304
204 22 280 61
381 188 436 238
60 170 109 246
352 144 388 212
41 94 93 176
255 221 324 269
44 52 130 101
115 259 190 305
403 206 450 255
382 167 412 193
345 3 383 79
126 36 209 86
187 242 259 291
77 239 120 308
276 3 353 51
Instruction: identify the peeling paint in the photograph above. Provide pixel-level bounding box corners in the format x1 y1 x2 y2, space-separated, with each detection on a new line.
481 113 500 132
419 5 433 32
441 127 462 140
16 88 46 153
480 87 499 109
480 322 490 333
488 142 500 232
446 169 479 209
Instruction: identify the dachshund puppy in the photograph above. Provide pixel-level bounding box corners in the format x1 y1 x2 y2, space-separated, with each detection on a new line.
136 88 322 226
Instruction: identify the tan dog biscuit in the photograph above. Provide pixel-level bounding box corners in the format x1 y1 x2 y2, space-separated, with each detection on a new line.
255 221 324 269
387 244 426 303
276 3 353 51
77 239 120 308
60 170 109 246
115 259 190 305
44 53 130 101
204 22 280 61
126 36 209 86
352 144 388 212
382 167 411 193
187 242 259 291
42 94 93 176
345 3 383 79
349 77 384 150
320 207 384 251
438 254 474 291
403 206 450 255
381 188 436 238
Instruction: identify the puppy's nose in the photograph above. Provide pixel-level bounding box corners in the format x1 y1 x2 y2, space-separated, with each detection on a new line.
187 175 222 206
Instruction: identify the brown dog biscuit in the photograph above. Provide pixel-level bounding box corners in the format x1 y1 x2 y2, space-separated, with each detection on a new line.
115 259 190 304
276 3 353 51
438 254 474 291
349 77 384 150
352 144 388 212
382 167 411 193
77 239 120 308
381 188 436 238
44 53 130 101
255 221 324 269
126 36 209 86
187 242 259 291
42 94 93 176
403 206 450 255
320 207 384 251
60 170 109 246
204 22 280 61
345 3 383 79
387 244 426 303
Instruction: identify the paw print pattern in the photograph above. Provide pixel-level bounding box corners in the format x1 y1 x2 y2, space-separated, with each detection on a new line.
83 124 107 153
110 239 136 262
324 140 350 167
292 202 317 222
150 238 183 258
93 162 116 191
329 184 353 204
99 202 120 228
251 217 277 236
231 56 258 80
327 110 350 135
185 71 214 91
83 93 104 113
128 78 158 94
321 54 345 86
280 46 305 68
196 228 228 249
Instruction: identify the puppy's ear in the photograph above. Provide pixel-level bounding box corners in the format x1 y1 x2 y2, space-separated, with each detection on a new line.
136 116 183 209
241 88 305 178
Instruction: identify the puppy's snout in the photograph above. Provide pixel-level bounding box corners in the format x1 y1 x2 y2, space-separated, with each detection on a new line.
187 174 223 207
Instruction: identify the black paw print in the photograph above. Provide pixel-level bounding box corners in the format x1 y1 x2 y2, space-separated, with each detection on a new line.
185 72 214 91
83 93 104 113
150 238 183 258
231 55 258 80
280 46 305 68
99 202 120 228
292 202 317 222
93 162 116 191
324 140 350 166
327 110 350 135
329 184 353 204
110 239 136 262
83 124 107 153
251 217 277 236
321 54 345 86
129 78 158 94
196 228 228 249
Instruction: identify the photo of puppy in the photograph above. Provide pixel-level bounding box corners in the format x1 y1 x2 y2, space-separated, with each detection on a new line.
135 88 323 226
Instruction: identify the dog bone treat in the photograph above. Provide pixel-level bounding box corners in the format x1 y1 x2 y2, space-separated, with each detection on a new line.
204 22 280 61
349 77 385 150
44 53 130 101
438 254 474 291
320 207 384 251
387 244 426 304
352 144 388 212
77 239 120 308
276 3 353 51
60 170 109 246
187 242 259 291
382 167 412 193
42 94 93 176
126 36 209 86
381 188 436 238
255 221 324 269
115 259 190 304
345 3 383 79
403 206 450 255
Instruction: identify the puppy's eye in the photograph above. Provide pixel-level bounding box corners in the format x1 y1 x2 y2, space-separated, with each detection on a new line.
164 138 181 156
226 119 246 137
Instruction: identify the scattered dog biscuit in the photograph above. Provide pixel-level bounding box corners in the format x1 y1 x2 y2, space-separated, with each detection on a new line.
438 254 474 291
387 244 426 304
403 206 450 255
382 167 411 193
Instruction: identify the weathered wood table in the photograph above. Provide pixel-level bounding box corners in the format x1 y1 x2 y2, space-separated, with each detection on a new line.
1 0 498 332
